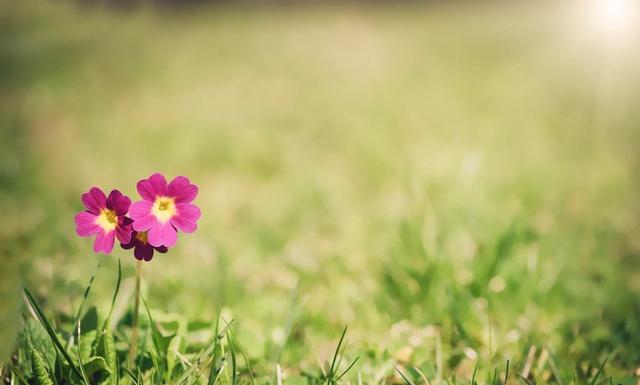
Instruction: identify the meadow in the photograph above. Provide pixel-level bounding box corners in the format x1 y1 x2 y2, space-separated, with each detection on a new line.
1 0 639 384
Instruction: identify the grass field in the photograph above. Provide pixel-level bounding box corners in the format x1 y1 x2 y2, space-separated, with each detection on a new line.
1 0 640 384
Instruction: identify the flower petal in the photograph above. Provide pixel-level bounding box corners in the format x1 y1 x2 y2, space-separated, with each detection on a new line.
168 176 198 204
121 237 136 249
116 223 133 244
90 187 107 206
148 222 177 248
171 203 201 233
81 187 107 214
137 180 157 201
93 230 115 254
107 190 131 216
155 245 168 253
106 190 121 210
75 211 101 236
132 215 156 232
134 244 154 261
120 216 134 227
149 173 168 195
129 200 153 220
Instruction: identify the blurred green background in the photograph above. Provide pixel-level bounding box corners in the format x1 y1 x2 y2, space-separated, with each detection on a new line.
2 0 640 381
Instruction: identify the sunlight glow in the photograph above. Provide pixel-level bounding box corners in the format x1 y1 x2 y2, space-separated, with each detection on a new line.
600 0 630 25
590 0 638 38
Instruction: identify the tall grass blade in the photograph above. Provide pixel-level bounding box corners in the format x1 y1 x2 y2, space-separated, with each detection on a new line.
67 263 100 349
335 357 359 381
226 330 237 385
23 288 83 379
471 362 479 385
75 323 91 385
274 284 301 362
236 341 256 385
504 360 509 384
327 325 348 385
125 367 140 385
107 259 122 321
8 364 30 385
588 358 607 385
176 318 234 385
395 366 417 385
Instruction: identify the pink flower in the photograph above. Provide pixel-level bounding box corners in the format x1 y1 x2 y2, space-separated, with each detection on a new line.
75 187 133 254
121 230 168 261
129 173 200 248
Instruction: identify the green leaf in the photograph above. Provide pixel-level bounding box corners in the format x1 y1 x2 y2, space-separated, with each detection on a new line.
140 296 175 358
93 322 117 384
31 349 54 385
82 356 112 385
79 330 97 362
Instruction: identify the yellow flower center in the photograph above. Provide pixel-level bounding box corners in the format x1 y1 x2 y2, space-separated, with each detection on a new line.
95 209 117 231
136 231 149 245
152 196 176 223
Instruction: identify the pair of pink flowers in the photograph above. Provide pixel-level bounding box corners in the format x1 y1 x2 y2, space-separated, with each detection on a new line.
74 173 201 261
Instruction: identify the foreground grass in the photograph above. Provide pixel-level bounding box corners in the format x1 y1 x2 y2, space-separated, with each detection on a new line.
4 265 626 385
1 0 640 383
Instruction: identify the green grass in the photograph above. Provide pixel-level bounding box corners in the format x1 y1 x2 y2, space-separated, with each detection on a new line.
1 0 640 384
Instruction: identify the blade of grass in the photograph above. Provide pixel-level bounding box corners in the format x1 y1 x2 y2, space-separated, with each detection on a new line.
177 319 234 385
274 284 302 362
75 323 91 385
23 288 83 379
471 361 479 385
206 309 222 385
125 367 140 385
140 296 160 353
335 337 351 377
206 308 225 385
7 365 29 385
236 341 256 385
327 325 348 385
226 330 237 385
107 259 122 322
395 366 417 385
413 366 432 385
67 263 101 349
133 328 149 376
545 350 564 385
116 356 120 385
140 293 170 385
335 357 359 381
517 373 534 385
276 364 283 385
504 360 509 385
588 358 608 385
72 264 101 385
208 317 237 385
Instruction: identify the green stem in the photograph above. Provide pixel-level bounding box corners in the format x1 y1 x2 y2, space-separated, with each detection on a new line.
128 260 142 368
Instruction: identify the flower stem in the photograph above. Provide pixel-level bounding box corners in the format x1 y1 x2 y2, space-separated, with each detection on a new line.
128 260 142 367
